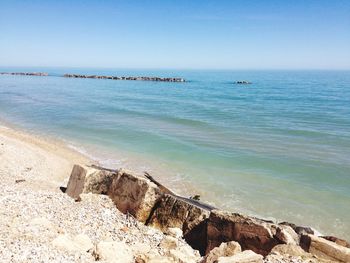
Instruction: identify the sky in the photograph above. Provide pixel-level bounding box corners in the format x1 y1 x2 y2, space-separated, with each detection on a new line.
0 0 350 70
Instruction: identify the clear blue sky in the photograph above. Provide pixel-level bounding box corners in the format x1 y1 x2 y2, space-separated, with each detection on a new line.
1 0 349 69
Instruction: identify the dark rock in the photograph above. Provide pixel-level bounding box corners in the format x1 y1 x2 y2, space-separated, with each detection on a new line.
0 72 48 76
279 222 314 236
235 81 251 84
206 210 282 256
147 194 210 235
66 164 87 200
63 73 185 82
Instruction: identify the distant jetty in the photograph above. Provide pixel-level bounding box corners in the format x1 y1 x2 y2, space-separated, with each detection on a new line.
63 74 185 82
0 72 48 76
235 80 252 84
0 72 185 82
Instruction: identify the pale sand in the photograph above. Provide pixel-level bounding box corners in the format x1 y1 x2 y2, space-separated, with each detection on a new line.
0 125 200 262
0 125 92 191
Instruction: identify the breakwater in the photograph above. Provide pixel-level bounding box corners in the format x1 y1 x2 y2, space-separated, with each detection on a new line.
0 72 49 76
0 72 185 82
63 73 185 82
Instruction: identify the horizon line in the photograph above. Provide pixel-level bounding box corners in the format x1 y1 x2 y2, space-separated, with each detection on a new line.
1 65 350 71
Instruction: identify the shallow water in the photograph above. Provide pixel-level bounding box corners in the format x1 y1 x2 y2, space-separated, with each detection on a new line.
0 68 349 239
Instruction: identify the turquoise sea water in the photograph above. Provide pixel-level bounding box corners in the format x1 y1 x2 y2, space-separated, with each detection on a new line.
0 68 349 240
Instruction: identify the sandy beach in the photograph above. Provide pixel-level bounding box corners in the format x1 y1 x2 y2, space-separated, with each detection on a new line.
0 125 90 191
0 126 202 262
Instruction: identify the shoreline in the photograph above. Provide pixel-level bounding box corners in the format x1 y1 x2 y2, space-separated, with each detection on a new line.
1 122 350 262
0 120 338 235
0 123 202 262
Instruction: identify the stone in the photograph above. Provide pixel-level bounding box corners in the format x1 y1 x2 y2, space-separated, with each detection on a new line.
95 240 133 263
217 250 263 263
160 236 179 250
65 165 87 199
270 244 311 257
184 218 208 256
275 225 299 245
206 210 281 256
321 236 350 248
166 227 183 239
52 234 93 252
82 167 116 195
147 194 210 235
135 249 174 263
66 165 116 200
204 241 241 263
157 236 201 263
167 247 200 263
301 234 350 262
108 169 161 223
280 222 314 236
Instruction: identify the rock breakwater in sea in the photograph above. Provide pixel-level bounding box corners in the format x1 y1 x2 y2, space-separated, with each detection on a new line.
0 72 185 82
0 72 49 76
64 164 350 262
63 74 185 82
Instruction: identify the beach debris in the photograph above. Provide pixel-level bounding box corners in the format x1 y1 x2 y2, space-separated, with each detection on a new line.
15 179 26 183
24 167 32 172
190 194 201 200
144 171 175 195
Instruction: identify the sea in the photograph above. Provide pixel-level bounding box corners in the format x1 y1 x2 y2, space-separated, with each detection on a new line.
0 67 349 240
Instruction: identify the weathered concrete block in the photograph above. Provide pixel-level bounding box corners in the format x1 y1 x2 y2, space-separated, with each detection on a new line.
206 210 281 256
66 165 117 200
275 224 299 245
301 234 350 262
66 165 87 199
108 169 162 223
147 194 210 235
321 236 350 248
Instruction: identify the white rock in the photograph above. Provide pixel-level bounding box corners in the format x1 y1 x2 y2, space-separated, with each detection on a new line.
205 241 241 263
217 250 263 263
52 234 93 252
95 240 133 263
160 236 179 250
166 227 183 239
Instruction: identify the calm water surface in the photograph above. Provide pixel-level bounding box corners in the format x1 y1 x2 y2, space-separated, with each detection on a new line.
1 68 349 239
